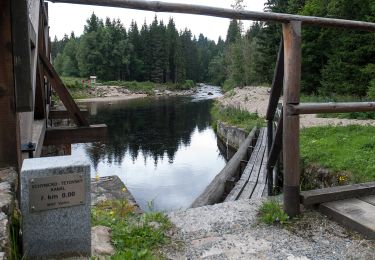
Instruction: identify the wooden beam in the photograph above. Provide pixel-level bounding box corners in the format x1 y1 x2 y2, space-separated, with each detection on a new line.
0 0 22 169
39 52 90 126
34 61 46 119
29 19 37 49
320 198 375 239
43 124 108 145
266 40 284 121
301 182 375 206
283 21 302 218
11 0 34 112
50 0 375 31
289 102 375 115
267 112 283 169
49 109 89 119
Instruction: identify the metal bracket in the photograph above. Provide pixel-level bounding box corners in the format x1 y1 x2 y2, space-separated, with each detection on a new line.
21 142 36 158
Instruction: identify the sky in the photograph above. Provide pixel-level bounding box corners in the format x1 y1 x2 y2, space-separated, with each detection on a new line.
48 0 267 42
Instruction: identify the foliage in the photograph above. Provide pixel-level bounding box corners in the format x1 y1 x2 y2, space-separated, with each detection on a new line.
300 125 375 183
53 14 219 85
10 209 21 260
258 199 289 225
92 199 172 259
210 102 265 132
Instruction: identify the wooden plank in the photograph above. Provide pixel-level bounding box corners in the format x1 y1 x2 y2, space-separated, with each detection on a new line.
251 160 268 199
39 53 89 126
282 21 302 217
359 195 375 206
320 198 375 239
43 124 108 145
29 19 37 49
289 102 375 115
11 0 34 112
191 128 257 207
0 0 22 169
239 130 267 199
301 182 375 206
239 145 266 199
49 109 89 120
266 40 284 121
224 129 263 201
34 61 46 119
32 119 46 157
51 0 375 31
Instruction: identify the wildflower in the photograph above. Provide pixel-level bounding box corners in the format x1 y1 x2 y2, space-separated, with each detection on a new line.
110 211 114 216
122 187 127 192
95 173 100 181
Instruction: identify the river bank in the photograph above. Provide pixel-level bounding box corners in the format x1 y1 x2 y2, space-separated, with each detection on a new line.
218 86 375 127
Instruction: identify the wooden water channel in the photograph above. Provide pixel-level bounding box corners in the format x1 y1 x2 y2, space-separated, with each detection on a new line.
1 0 375 238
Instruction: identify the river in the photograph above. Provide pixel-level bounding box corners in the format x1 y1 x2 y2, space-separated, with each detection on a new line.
72 85 226 211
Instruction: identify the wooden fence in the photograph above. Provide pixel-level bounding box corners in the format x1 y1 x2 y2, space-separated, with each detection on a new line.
21 0 375 216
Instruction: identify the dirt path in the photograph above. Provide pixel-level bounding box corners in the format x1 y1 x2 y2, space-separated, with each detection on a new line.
218 86 375 128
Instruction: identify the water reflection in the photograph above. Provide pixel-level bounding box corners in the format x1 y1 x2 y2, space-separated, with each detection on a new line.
72 86 226 211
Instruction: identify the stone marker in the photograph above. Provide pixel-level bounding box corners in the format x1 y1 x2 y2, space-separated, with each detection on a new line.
21 156 91 259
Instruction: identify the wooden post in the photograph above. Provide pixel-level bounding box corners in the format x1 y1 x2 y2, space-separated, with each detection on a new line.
0 0 22 169
282 21 302 217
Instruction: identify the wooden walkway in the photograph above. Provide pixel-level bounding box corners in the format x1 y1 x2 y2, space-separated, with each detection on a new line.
225 128 268 201
301 183 375 239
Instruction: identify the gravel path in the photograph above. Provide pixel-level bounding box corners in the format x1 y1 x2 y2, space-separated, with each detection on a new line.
166 199 375 259
218 86 375 128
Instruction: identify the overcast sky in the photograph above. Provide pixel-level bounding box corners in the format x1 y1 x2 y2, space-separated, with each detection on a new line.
48 0 267 42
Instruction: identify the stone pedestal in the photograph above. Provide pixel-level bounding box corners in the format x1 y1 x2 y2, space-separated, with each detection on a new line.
21 156 91 259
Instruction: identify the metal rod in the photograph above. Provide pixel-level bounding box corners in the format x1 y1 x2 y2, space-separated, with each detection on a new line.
289 102 375 115
49 0 375 31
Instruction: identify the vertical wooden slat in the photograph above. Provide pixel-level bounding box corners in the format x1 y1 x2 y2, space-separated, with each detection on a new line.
282 21 302 217
0 0 22 169
11 0 34 112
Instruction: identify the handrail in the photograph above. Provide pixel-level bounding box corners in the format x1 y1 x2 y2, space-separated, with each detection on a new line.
266 40 284 121
50 0 375 31
289 102 375 115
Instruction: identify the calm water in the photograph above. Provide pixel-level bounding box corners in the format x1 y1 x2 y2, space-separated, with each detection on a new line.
72 85 226 211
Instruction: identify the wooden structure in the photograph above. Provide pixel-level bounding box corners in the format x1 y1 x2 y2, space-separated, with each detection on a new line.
0 0 107 172
225 128 268 201
301 183 375 238
191 128 257 208
1 0 375 227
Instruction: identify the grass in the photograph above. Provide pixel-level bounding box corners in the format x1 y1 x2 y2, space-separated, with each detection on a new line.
92 199 172 259
210 102 265 132
300 125 375 183
258 199 289 225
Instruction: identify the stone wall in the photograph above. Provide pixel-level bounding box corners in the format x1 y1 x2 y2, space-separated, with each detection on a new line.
216 121 249 151
0 168 17 259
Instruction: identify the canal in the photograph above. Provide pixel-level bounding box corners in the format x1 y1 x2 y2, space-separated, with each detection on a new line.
72 85 226 211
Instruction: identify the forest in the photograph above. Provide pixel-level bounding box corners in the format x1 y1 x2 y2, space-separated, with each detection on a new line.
53 0 375 97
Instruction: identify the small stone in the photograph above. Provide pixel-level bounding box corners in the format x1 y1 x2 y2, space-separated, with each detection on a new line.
149 221 161 229
91 226 115 256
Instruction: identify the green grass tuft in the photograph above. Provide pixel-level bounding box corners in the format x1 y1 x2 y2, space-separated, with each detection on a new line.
258 200 289 225
92 199 172 259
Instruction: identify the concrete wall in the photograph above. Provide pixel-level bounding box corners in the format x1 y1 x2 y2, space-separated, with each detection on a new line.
216 121 249 151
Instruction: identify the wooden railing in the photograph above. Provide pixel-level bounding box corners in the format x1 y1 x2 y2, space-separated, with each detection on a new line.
47 0 375 217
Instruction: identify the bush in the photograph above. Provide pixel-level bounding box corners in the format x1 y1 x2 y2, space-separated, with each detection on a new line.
182 80 195 90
